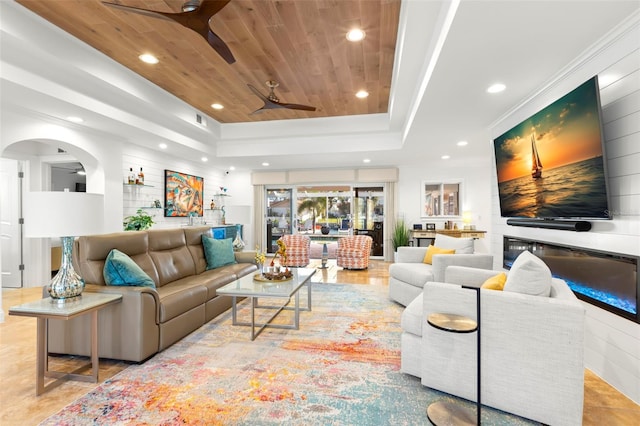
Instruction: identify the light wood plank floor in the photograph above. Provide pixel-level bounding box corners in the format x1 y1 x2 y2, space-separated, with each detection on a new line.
1 259 638 425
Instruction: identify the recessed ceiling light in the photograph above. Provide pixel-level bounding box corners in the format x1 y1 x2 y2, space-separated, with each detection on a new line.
139 53 159 64
346 28 366 42
487 83 506 94
159 143 167 149
262 162 270 167
457 140 468 146
441 155 450 160
66 116 83 123
211 103 224 110
229 166 236 171
201 157 208 162
363 158 371 163
356 90 369 99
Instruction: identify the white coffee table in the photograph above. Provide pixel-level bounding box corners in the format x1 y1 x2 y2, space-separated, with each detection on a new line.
9 293 122 395
217 267 316 340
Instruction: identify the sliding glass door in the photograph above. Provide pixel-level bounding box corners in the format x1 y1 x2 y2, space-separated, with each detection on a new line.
264 184 385 257
296 186 351 235
354 186 384 256
265 188 292 253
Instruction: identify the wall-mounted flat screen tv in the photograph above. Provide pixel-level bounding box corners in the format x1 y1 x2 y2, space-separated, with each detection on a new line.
493 76 611 219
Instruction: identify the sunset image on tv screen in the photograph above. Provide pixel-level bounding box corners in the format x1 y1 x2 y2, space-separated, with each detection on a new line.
493 77 610 219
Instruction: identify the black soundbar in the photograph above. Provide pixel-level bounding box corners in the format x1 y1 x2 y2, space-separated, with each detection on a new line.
506 218 591 232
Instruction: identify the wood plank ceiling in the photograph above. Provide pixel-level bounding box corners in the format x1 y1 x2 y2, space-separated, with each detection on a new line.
16 0 401 124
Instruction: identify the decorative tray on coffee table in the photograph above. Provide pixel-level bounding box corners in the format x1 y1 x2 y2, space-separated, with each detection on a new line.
254 271 293 282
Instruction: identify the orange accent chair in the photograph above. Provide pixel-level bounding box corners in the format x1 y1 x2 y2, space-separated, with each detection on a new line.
337 235 373 269
279 234 311 267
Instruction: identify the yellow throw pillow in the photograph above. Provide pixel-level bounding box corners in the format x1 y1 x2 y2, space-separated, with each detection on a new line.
481 272 507 291
423 245 456 264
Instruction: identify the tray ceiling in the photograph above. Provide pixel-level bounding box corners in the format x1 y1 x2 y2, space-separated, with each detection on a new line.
16 0 400 124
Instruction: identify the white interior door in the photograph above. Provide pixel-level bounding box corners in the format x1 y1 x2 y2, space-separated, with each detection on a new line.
0 158 23 288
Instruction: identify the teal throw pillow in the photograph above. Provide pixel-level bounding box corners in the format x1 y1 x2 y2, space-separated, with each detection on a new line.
103 249 155 288
202 235 237 270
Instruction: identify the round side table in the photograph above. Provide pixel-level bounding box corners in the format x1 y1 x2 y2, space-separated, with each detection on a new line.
426 286 481 425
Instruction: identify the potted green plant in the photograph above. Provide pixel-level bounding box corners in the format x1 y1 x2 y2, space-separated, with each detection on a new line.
392 218 411 260
123 209 155 231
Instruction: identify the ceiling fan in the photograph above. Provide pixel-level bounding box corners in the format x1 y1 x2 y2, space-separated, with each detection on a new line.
52 163 86 175
247 80 317 115
102 0 235 64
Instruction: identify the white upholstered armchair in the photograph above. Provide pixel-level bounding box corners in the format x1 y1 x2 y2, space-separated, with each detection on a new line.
401 263 586 426
389 234 493 306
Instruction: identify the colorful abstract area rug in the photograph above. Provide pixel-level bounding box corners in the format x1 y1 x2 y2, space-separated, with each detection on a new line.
41 283 537 425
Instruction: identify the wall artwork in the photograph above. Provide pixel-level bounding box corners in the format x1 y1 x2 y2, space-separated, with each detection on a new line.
164 170 204 217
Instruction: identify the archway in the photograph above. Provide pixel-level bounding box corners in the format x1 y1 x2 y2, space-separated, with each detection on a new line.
1 138 107 289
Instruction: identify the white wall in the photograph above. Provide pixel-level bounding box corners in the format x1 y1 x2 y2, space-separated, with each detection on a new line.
397 160 493 254
489 21 640 403
120 145 255 248
0 113 252 287
0 111 124 287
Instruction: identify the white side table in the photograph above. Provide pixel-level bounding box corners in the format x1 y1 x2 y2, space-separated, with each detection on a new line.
9 293 122 395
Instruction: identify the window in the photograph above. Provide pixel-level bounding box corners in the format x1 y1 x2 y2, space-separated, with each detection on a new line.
421 182 461 217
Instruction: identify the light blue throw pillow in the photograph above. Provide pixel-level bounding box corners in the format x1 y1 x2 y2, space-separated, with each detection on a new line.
103 249 155 288
202 235 237 270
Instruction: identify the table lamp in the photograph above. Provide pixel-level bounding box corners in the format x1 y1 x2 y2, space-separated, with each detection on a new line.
24 190 104 302
462 211 474 230
224 205 251 251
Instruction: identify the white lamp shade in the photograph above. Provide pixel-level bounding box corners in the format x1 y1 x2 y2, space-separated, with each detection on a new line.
224 205 251 224
24 192 105 237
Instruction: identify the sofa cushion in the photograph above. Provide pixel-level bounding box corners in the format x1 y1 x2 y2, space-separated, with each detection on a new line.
481 272 507 291
76 231 159 286
156 277 208 323
401 295 423 336
198 267 240 299
389 263 435 287
423 245 455 264
434 234 474 254
148 229 196 286
184 226 214 274
103 249 155 288
504 250 552 297
202 236 237 270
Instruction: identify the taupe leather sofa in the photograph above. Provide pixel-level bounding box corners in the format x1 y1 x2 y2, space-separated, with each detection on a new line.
47 226 257 362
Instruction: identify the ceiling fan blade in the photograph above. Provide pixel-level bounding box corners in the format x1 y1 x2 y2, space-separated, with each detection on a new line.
207 30 235 64
280 103 317 112
194 0 231 18
247 83 316 113
102 0 235 64
101 2 174 23
247 84 272 104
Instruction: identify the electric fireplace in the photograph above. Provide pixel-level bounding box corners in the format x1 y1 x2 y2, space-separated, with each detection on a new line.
504 236 639 323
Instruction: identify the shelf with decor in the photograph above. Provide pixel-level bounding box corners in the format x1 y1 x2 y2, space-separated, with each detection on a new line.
209 193 230 208
123 183 154 188
123 183 162 211
206 192 231 225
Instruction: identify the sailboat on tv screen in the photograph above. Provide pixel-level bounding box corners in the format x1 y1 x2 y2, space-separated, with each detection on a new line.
531 133 543 179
